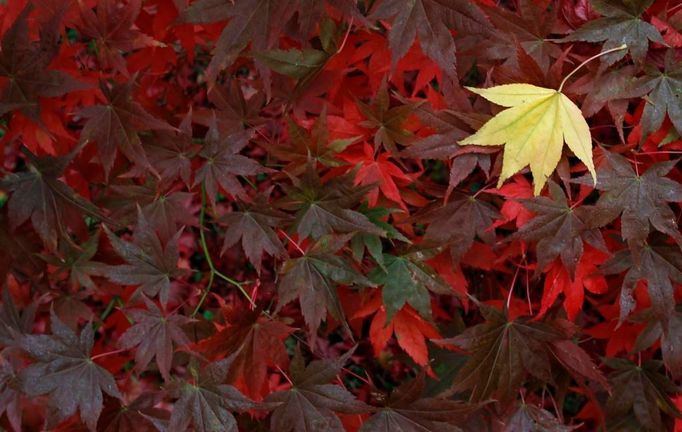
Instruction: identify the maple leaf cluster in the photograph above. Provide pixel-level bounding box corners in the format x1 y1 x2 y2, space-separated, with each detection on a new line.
0 0 682 430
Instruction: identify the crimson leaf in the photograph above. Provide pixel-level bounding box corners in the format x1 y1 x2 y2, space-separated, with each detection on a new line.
194 308 293 397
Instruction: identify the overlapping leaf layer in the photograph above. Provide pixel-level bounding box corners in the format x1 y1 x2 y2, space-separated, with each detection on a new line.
0 0 681 430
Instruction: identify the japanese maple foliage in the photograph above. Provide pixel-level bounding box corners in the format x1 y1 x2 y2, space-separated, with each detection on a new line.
1 0 682 431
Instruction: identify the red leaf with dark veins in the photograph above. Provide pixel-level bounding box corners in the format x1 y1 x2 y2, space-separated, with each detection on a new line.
194 307 293 398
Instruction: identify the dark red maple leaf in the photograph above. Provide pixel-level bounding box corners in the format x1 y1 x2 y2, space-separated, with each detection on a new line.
38 231 108 290
279 165 385 240
76 0 157 75
504 403 576 432
356 80 419 155
194 307 293 397
0 0 680 430
361 373 480 432
0 147 111 251
194 79 266 136
98 392 168 432
193 114 270 206
560 0 664 66
439 305 608 403
579 64 639 142
18 311 122 431
0 288 36 350
277 235 373 336
167 353 262 432
400 96 494 197
512 181 606 278
264 348 369 432
0 213 44 283
133 111 200 187
108 182 195 242
577 152 682 253
78 80 175 179
604 358 682 431
600 235 682 326
0 5 87 124
480 0 563 71
119 297 192 380
218 195 290 274
266 112 357 175
414 191 498 263
635 309 682 379
103 209 188 306
182 0 296 82
368 0 491 74
622 50 682 140
0 355 23 432
182 0 360 82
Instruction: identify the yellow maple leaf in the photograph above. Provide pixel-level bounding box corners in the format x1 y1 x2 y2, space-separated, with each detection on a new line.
459 83 596 196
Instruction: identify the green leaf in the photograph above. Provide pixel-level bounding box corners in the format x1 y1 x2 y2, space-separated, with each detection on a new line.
254 48 329 79
370 253 451 321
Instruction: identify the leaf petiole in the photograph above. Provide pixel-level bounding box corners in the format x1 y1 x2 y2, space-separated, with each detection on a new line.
558 44 628 92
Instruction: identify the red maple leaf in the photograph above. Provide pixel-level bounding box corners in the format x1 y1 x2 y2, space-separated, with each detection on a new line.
340 143 422 210
354 292 440 366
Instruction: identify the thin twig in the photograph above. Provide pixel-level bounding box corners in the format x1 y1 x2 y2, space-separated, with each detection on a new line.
192 185 255 317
